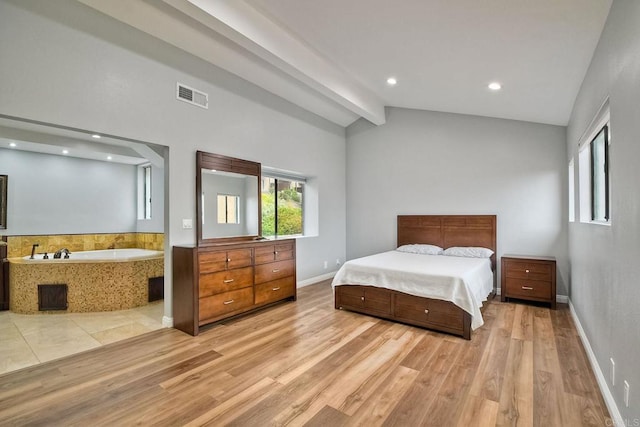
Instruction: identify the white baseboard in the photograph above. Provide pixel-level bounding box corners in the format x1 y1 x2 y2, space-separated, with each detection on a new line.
495 288 568 303
297 271 336 288
162 316 173 328
568 300 623 427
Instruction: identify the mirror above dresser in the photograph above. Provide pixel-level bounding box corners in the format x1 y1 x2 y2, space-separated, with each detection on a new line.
196 151 261 245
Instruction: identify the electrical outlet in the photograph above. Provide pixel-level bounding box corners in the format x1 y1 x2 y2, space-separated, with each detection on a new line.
336 258 341 265
624 381 630 407
182 219 193 229
610 358 615 386
323 260 328 269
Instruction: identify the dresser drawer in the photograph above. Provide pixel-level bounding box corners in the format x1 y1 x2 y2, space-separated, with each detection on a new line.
199 266 253 298
198 250 228 273
199 248 252 273
254 277 296 305
199 287 254 321
504 260 552 281
255 242 295 264
226 249 253 269
254 259 295 284
505 278 552 300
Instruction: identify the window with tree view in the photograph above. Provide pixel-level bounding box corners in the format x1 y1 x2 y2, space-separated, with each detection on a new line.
261 176 304 237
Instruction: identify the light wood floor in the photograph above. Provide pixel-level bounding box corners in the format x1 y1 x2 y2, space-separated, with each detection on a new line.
0 280 610 426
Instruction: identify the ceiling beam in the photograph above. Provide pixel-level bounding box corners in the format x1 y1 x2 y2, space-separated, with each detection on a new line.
76 0 384 126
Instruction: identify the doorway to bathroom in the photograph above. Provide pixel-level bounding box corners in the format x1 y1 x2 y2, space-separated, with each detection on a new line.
0 115 170 374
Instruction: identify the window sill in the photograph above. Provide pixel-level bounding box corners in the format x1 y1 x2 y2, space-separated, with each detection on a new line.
579 220 611 227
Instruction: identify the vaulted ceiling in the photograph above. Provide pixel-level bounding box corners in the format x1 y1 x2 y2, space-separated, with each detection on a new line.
78 0 612 127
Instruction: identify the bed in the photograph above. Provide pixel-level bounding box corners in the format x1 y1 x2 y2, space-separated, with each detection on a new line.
333 215 497 340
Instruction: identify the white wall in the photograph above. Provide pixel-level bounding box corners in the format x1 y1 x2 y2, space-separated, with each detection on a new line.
346 107 568 293
0 148 136 235
567 0 640 422
0 0 347 321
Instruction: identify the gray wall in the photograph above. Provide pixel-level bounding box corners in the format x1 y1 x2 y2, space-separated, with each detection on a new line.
0 148 136 235
0 0 347 322
567 0 640 420
346 107 568 294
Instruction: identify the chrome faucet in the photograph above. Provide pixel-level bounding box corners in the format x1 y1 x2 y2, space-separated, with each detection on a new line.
30 243 39 259
53 248 71 259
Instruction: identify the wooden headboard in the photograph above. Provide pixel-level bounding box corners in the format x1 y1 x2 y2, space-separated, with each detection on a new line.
397 215 497 270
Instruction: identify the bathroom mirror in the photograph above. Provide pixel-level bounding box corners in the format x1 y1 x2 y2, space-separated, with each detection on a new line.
0 175 6 230
196 151 261 245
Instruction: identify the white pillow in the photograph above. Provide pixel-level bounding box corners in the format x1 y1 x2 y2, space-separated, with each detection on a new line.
396 244 443 255
443 246 494 258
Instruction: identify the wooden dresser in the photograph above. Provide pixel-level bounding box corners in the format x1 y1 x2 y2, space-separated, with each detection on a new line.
173 239 296 335
501 255 556 309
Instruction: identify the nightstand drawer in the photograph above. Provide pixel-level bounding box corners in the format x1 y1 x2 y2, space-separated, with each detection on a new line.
504 261 552 281
505 278 551 300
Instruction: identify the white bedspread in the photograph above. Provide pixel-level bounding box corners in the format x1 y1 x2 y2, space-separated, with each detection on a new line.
331 251 494 330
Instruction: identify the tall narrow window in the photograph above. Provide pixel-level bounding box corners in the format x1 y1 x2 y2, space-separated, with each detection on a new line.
568 159 575 222
261 175 304 237
143 165 152 219
590 125 609 222
578 98 610 224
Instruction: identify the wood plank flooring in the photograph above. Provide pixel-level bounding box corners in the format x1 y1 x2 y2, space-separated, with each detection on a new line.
0 280 610 426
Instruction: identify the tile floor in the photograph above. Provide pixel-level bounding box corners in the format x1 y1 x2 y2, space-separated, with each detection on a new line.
0 301 164 375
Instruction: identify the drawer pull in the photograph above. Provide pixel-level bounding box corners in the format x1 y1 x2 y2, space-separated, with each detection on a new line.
223 299 234 305
361 296 365 301
272 287 281 291
223 279 234 284
275 251 278 255
521 286 534 290
525 269 530 273
424 309 429 314
227 259 231 262
272 269 280 273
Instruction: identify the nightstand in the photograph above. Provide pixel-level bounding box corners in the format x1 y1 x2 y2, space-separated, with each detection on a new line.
501 255 556 309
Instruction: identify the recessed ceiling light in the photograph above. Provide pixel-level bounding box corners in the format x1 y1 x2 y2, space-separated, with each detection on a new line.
386 77 397 86
62 149 69 155
488 82 502 91
91 134 101 139
9 142 16 147
107 156 113 161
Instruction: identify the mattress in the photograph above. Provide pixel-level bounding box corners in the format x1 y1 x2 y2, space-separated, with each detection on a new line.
331 250 494 330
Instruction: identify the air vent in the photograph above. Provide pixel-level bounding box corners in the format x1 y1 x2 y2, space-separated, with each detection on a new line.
176 82 208 109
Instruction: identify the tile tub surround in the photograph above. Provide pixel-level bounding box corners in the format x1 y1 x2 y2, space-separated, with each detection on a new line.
9 256 163 314
5 232 164 258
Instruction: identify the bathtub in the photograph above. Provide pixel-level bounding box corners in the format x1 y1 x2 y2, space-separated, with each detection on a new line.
9 248 164 313
23 248 163 262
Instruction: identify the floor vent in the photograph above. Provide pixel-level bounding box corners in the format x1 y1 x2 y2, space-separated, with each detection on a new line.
176 82 208 109
38 284 68 311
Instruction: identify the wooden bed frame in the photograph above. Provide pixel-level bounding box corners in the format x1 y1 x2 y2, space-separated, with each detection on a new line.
334 215 497 340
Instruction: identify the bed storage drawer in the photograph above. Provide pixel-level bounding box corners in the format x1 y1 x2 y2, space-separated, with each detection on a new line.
335 286 392 316
394 293 464 331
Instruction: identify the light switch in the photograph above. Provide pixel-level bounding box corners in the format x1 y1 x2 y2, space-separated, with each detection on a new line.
182 219 193 229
